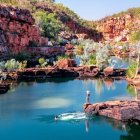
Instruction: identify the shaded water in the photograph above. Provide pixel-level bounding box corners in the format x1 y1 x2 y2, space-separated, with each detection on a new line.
0 78 139 140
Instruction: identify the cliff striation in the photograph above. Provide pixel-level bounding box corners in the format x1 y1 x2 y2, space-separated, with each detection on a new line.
0 4 48 55
97 12 140 42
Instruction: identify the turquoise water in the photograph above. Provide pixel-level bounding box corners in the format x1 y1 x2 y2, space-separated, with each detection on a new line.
0 78 139 140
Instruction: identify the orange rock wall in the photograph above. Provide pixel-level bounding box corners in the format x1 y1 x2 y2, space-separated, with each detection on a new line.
0 4 48 54
97 15 134 41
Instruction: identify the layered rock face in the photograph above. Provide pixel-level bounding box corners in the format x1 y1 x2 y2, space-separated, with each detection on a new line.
0 4 48 54
97 15 135 41
84 100 140 122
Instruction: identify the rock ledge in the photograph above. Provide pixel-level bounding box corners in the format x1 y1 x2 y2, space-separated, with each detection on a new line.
84 100 140 121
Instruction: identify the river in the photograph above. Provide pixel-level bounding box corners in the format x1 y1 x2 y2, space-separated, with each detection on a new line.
0 78 139 140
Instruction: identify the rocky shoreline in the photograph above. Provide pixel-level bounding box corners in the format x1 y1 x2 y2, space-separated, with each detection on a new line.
84 100 140 122
0 65 127 94
0 66 126 81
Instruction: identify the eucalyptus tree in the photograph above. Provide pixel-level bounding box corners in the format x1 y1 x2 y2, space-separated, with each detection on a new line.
77 39 99 66
96 45 110 70
77 39 110 70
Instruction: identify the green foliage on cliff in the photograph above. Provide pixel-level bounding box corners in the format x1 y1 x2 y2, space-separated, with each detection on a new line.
129 31 140 43
34 11 61 39
112 7 140 18
32 0 97 33
0 0 18 5
0 0 34 11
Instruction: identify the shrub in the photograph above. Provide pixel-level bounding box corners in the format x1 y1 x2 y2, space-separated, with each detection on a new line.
88 54 96 65
38 58 47 67
34 11 61 40
18 61 27 70
5 59 19 72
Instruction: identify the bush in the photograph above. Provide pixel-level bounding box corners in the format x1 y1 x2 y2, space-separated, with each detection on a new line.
34 11 61 40
38 58 47 67
88 54 96 65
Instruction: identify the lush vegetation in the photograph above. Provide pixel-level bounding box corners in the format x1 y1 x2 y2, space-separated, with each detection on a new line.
34 11 61 40
0 59 27 72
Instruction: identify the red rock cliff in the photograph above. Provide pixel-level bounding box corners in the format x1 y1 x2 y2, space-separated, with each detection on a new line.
0 4 48 54
96 14 139 42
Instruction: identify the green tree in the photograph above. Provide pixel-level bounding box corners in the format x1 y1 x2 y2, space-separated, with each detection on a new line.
34 11 61 40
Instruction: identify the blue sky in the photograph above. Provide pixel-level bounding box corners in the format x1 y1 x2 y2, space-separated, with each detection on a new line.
55 0 140 20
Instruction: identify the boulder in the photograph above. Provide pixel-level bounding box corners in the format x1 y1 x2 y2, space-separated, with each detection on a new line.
103 67 113 76
56 59 77 69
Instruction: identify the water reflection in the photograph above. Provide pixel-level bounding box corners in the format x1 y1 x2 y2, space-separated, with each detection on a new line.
127 84 139 101
19 77 76 84
35 114 140 140
82 78 116 95
102 117 140 140
33 97 73 109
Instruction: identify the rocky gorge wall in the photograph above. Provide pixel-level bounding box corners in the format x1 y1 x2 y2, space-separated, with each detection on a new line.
0 4 48 55
33 2 103 42
97 14 140 42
